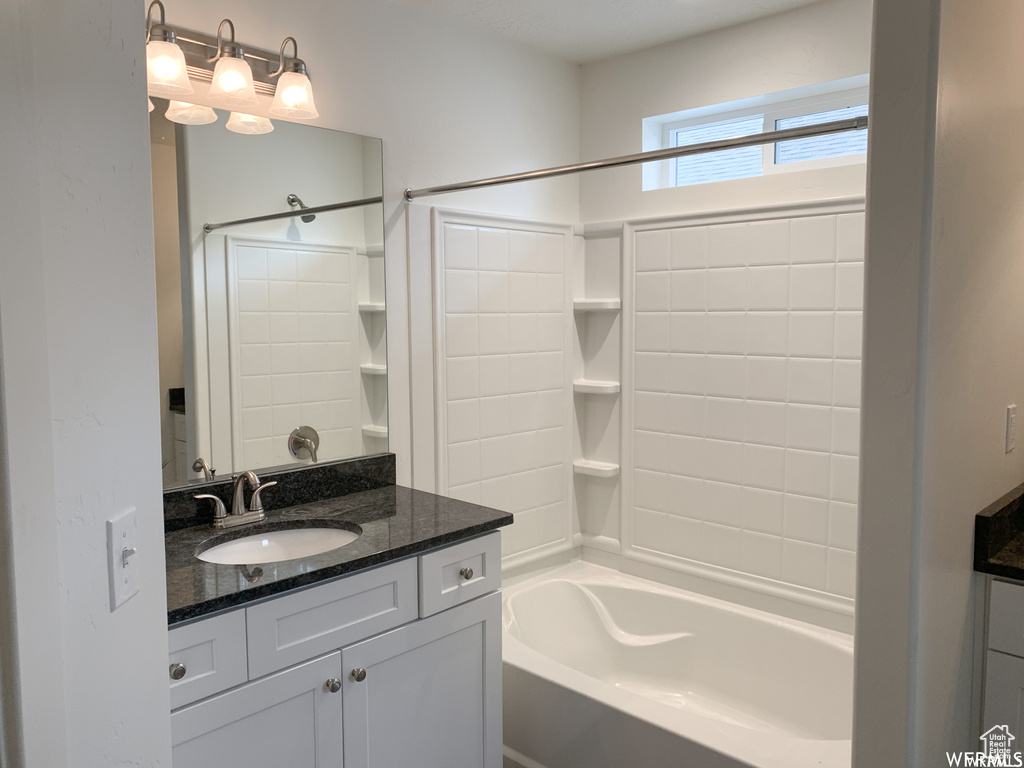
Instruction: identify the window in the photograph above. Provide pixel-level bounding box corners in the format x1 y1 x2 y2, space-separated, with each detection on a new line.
642 77 869 189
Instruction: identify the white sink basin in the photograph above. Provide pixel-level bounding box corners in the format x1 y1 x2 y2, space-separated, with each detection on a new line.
198 527 360 565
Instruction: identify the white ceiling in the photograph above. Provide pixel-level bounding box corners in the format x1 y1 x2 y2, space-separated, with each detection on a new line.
389 0 827 63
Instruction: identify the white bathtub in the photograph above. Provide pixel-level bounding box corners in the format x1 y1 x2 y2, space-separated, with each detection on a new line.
501 562 852 768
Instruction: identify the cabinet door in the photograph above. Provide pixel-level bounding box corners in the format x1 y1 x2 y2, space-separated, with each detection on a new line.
342 591 502 768
984 649 1024 738
171 651 343 768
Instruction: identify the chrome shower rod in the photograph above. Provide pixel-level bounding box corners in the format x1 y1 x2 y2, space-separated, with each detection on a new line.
203 195 384 233
404 115 868 201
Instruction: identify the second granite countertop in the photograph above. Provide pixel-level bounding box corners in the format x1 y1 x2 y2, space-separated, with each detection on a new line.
166 484 512 625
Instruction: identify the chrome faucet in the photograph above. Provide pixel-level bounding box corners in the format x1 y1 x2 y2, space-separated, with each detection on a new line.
195 471 277 530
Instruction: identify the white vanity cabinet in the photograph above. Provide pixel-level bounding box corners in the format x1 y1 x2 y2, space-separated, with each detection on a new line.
168 532 502 768
982 579 1024 735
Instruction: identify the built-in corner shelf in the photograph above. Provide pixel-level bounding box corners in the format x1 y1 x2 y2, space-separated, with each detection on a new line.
573 379 620 395
360 363 388 376
573 459 620 478
358 302 386 313
573 298 620 312
362 424 388 439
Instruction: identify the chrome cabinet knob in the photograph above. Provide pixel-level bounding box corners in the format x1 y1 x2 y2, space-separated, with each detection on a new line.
350 668 367 683
326 678 342 693
169 663 187 681
459 567 474 580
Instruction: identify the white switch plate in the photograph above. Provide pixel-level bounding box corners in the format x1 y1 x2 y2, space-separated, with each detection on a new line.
107 508 139 610
1008 405 1018 454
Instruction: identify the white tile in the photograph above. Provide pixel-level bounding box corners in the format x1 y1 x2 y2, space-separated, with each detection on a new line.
269 313 298 344
238 280 269 313
742 487 784 535
536 465 565 507
479 435 509 481
241 376 271 408
297 313 327 343
537 313 564 352
478 272 508 313
745 220 790 266
703 439 743 484
270 343 300 376
303 400 335 430
705 313 746 355
786 404 832 452
706 268 748 310
790 216 836 264
635 430 669 473
832 407 860 456
478 355 509 397
837 212 866 262
747 266 789 310
706 397 746 442
324 342 351 372
782 539 828 590
508 392 539 433
667 434 704 478
536 389 564 429
480 476 511 512
827 548 856 597
635 392 669 432
835 312 863 360
508 314 538 353
323 313 350 343
243 438 273 469
236 247 267 279
670 226 707 269
241 406 272 440
785 449 831 498
445 315 478 357
535 427 564 467
744 400 786 446
479 396 510 438
788 358 834 405
322 283 349 313
789 312 834 358
831 454 859 503
479 315 509 355
633 509 702 561
509 231 538 273
240 344 271 377
445 270 478 314
270 374 299 405
635 313 670 353
267 281 297 313
833 360 862 407
704 481 743 528
702 522 743 569
267 249 296 281
634 469 669 512
704 355 746 399
322 252 348 284
509 273 538 313
667 475 705 520
448 441 480 487
635 229 671 272
783 493 829 544
670 271 706 311
448 483 480 505
836 262 864 311
635 353 670 393
668 394 706 436
741 531 783 579
707 223 748 267
636 272 670 312
668 353 705 395
478 228 509 272
746 356 788 401
536 352 564 391
446 357 479 401
238 313 270 345
829 501 858 550
509 431 538 475
444 225 477 270
300 372 331 403
295 251 325 283
741 444 785 491
669 313 705 354
508 353 538 394
271 403 301 437
746 312 788 356
789 264 836 310
537 274 564 313
297 282 326 313
537 233 564 274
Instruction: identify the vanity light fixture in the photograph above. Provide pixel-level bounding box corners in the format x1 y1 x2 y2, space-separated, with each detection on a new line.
145 0 194 97
268 37 319 120
226 112 274 135
148 98 155 112
165 101 218 125
206 20 259 108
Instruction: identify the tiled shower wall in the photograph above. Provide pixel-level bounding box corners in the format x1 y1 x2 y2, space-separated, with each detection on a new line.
627 210 864 601
434 215 573 564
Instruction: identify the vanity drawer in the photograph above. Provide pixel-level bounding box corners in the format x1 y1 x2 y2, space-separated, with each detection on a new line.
418 532 501 618
168 610 248 710
990 580 1024 657
246 558 418 678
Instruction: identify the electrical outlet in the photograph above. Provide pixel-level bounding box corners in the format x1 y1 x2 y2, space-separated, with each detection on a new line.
107 508 139 610
1008 405 1018 454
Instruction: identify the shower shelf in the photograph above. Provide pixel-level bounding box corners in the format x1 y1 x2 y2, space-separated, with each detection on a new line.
358 302 386 313
362 424 388 438
573 298 620 311
572 459 620 478
573 379 620 395
359 363 388 375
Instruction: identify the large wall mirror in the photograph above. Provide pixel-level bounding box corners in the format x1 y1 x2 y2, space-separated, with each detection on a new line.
151 98 387 489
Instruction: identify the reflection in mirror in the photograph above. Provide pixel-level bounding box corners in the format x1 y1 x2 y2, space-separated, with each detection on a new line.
150 98 387 489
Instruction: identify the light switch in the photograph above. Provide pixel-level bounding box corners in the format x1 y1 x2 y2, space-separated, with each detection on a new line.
107 508 139 610
1008 405 1018 454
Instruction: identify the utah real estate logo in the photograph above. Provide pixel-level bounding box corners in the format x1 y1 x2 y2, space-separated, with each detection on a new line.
947 725 1023 767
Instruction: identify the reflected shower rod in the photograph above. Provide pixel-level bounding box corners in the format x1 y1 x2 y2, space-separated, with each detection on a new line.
404 115 868 201
203 195 384 233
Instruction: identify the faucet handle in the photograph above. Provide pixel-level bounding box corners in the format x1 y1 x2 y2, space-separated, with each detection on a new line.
249 481 278 513
195 494 227 521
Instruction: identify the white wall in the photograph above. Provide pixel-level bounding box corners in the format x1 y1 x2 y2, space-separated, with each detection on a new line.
578 0 873 224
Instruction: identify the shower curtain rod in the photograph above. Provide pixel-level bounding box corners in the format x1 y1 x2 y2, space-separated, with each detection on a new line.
404 115 868 201
203 195 384 233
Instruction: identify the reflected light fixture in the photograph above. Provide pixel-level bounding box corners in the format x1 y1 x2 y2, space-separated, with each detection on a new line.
146 0 194 97
165 101 218 125
206 19 259 108
148 98 155 112
269 37 319 120
226 112 274 135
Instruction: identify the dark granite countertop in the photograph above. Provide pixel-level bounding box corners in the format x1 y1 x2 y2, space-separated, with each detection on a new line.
975 480 1024 581
166 484 512 626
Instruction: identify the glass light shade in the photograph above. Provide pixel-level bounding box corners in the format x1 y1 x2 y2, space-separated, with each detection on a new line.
148 98 155 113
146 40 193 96
269 71 319 120
226 112 274 135
165 101 218 125
207 57 259 108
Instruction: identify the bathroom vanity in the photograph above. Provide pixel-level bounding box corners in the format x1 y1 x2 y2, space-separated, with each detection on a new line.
163 459 510 768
